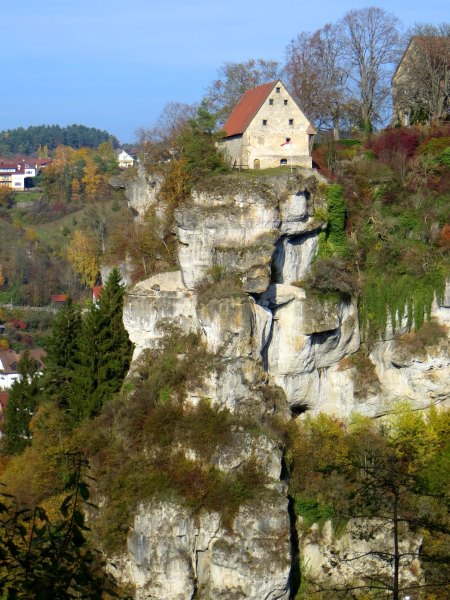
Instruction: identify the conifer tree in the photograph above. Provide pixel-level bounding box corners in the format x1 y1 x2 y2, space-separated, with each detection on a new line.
41 299 81 409
2 351 40 455
69 269 133 421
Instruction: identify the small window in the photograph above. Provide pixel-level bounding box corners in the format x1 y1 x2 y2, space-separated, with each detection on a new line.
280 159 288 165
289 119 294 125
262 119 267 126
269 99 273 105
284 99 288 105
276 87 280 93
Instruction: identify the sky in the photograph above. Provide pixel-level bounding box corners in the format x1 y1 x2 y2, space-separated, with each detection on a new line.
2 0 448 143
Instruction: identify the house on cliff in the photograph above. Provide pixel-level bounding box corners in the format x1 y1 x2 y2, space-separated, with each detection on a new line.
392 36 450 125
220 80 316 170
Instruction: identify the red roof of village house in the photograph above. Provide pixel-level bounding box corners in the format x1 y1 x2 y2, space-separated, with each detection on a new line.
10 319 27 330
93 285 103 300
50 294 68 303
0 162 20 171
223 81 278 137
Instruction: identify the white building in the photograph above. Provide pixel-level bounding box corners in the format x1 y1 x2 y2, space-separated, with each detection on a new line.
117 150 135 169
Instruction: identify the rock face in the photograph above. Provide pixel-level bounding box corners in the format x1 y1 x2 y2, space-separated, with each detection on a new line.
259 284 360 412
111 499 290 600
298 519 422 594
124 271 198 361
174 174 327 293
113 170 449 598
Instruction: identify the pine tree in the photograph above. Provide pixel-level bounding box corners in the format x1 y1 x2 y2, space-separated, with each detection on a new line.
69 302 102 421
95 268 133 403
2 351 41 455
69 269 133 421
41 300 81 409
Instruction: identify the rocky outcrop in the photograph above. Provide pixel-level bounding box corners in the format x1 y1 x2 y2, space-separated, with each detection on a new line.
298 519 422 594
174 174 327 293
123 271 198 361
113 170 449 598
259 284 360 412
111 499 290 600
110 167 162 220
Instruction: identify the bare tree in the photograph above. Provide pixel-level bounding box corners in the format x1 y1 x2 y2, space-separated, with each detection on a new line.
205 58 281 125
339 6 401 132
284 32 324 127
393 24 450 125
135 101 197 166
136 101 197 146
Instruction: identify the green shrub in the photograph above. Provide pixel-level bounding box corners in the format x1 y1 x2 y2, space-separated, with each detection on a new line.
318 184 348 257
438 147 450 167
359 266 446 338
418 136 450 157
294 496 335 530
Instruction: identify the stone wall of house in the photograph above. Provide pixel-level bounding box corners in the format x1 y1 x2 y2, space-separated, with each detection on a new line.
244 82 312 169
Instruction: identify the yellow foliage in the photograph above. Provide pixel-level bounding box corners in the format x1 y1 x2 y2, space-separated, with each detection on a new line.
53 145 74 167
71 178 81 201
82 159 102 200
1 404 75 508
67 229 100 287
25 228 38 242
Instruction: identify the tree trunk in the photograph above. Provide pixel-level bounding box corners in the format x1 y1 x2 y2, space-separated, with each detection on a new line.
393 491 400 600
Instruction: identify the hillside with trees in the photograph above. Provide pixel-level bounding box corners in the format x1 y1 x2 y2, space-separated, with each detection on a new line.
0 124 119 156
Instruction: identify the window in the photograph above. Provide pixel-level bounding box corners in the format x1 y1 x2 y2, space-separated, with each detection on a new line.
280 159 288 165
262 119 267 126
276 87 280 93
284 99 288 105
289 119 294 125
269 99 273 105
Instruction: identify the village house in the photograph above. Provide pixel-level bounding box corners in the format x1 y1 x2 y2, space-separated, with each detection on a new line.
0 348 46 390
220 80 316 170
50 293 69 308
0 160 37 191
392 36 450 126
116 149 135 169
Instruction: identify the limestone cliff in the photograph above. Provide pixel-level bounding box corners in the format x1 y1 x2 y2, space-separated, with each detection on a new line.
111 169 449 598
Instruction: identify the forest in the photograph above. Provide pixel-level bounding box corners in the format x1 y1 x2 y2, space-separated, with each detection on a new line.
0 124 119 156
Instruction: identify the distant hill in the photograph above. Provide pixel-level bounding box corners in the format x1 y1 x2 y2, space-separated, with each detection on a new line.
0 124 120 155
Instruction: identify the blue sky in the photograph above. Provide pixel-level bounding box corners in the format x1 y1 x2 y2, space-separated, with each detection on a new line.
2 0 448 143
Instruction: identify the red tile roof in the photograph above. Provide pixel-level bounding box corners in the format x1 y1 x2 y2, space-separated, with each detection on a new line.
93 285 103 301
50 294 68 303
10 319 27 330
223 81 278 137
